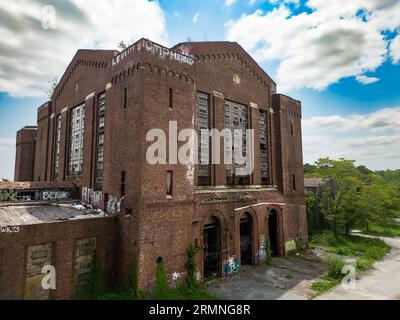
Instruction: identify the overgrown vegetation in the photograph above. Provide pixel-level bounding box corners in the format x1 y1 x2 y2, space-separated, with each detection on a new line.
309 230 390 298
76 245 217 300
265 235 272 265
305 158 400 237
324 255 345 279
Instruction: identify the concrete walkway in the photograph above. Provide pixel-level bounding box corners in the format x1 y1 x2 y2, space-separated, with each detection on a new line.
317 235 400 300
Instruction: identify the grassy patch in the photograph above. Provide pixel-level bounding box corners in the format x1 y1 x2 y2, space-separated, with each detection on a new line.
310 279 341 299
362 223 400 237
308 231 391 298
310 231 390 263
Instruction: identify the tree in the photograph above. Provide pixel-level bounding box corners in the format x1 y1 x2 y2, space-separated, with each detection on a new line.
315 158 362 236
118 41 129 50
46 77 58 99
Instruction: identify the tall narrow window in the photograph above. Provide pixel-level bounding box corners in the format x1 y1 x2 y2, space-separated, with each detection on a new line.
225 100 250 186
290 121 294 135
95 92 106 191
259 110 270 185
196 92 211 186
123 87 127 109
68 103 85 176
168 88 173 110
54 114 61 180
292 174 296 191
120 171 126 197
166 171 173 196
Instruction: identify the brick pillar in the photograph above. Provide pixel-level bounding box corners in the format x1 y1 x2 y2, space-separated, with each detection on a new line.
82 92 96 188
250 102 261 186
212 91 226 187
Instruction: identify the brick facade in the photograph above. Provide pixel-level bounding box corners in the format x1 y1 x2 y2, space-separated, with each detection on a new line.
11 38 307 296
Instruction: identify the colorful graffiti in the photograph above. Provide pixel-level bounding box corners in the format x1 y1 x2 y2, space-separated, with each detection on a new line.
39 191 71 201
222 256 240 275
258 237 267 262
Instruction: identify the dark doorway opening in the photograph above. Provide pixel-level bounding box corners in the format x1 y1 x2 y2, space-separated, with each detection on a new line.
268 210 279 257
240 213 253 265
203 217 221 277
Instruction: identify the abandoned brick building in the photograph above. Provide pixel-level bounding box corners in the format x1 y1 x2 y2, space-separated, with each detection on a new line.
5 38 307 299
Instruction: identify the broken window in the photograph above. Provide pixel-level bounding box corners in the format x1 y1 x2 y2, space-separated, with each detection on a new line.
259 110 270 185
196 92 211 186
225 100 250 186
68 103 85 176
95 92 106 191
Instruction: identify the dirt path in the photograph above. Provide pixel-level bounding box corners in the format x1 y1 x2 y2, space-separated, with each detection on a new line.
317 235 400 300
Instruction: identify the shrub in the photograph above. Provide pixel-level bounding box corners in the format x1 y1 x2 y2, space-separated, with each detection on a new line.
325 255 345 279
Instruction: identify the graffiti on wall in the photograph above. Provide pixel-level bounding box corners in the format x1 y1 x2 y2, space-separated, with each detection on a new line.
112 39 195 66
106 195 123 214
0 190 17 202
222 256 240 275
258 237 267 262
39 191 71 201
285 240 296 253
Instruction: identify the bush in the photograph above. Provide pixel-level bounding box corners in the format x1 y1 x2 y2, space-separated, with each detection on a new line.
325 255 345 279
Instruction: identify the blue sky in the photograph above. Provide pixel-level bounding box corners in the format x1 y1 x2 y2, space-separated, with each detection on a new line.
1 0 400 179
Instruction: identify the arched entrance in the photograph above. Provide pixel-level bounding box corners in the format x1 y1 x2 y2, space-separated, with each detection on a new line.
268 210 279 256
203 216 221 277
240 213 253 264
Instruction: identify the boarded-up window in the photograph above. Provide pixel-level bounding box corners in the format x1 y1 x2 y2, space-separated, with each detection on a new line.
24 243 53 300
74 237 96 293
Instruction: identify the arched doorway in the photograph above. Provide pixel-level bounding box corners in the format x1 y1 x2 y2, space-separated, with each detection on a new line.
240 213 253 265
268 210 279 257
203 216 221 277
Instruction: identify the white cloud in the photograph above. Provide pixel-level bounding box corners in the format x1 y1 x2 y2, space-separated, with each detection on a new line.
302 107 400 170
192 12 200 24
225 0 236 7
355 75 380 85
0 0 168 98
390 35 400 64
225 0 400 91
0 137 15 180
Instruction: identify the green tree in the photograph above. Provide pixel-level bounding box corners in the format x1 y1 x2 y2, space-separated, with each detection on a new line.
315 158 362 236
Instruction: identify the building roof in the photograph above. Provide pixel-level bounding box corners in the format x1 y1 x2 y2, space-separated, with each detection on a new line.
0 203 105 227
304 178 325 188
0 181 77 190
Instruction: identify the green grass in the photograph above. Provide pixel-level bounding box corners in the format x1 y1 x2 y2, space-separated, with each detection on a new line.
361 223 400 237
310 231 390 263
310 278 341 299
308 231 391 298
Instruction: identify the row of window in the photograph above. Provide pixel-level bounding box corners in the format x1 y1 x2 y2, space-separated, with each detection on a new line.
196 92 271 187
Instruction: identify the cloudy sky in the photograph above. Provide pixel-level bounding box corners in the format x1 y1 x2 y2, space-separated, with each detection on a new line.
0 0 400 179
